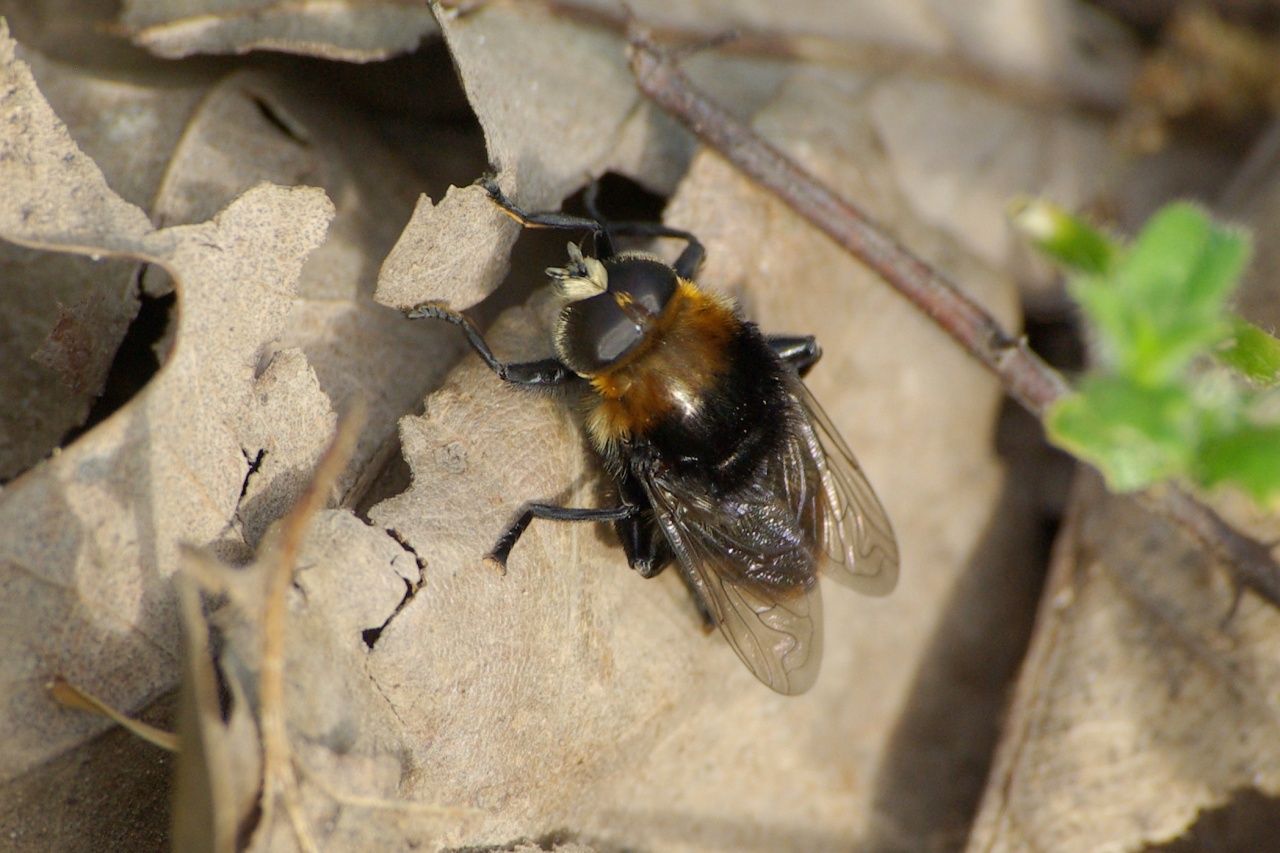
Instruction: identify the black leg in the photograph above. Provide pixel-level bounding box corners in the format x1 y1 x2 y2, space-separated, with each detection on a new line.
593 219 704 279
768 335 823 377
407 303 576 386
690 589 718 631
489 502 640 569
616 514 672 578
479 177 705 276
673 240 705 280
583 179 606 224
480 177 617 257
614 469 672 578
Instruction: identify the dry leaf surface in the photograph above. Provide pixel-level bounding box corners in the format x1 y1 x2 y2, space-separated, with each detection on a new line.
967 475 1280 853
0 10 334 793
120 0 439 60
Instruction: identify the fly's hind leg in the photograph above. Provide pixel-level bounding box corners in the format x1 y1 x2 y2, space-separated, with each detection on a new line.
691 594 717 633
488 502 639 571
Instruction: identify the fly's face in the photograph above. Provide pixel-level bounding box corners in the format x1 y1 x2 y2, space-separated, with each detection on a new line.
548 244 679 378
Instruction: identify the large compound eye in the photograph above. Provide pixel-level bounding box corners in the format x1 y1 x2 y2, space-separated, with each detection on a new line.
552 255 680 376
607 256 678 315
556 294 644 376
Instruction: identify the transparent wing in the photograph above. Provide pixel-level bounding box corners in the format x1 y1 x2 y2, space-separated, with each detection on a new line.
643 474 824 696
786 375 900 596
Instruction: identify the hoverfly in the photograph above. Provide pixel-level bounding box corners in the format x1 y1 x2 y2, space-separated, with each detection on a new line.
409 179 898 694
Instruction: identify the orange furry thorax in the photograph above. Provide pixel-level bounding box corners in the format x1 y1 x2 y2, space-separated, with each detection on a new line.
582 280 738 452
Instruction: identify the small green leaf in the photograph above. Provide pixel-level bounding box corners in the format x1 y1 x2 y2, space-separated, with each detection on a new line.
1197 424 1280 505
1019 200 1277 507
1007 198 1118 275
1215 315 1280 386
1072 204 1249 383
1047 376 1198 491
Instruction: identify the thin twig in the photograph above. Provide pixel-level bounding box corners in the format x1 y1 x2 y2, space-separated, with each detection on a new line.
628 24 1067 418
626 23 1280 609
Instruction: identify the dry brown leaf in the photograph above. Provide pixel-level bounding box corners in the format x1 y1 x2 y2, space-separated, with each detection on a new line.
171 566 263 853
433 0 663 209
376 182 522 311
176 496 459 851
0 13 335 784
0 39 217 479
143 67 457 525
120 0 439 61
1 245 140 477
0 31 161 477
967 474 1280 853
18 48 211 211
372 0 718 316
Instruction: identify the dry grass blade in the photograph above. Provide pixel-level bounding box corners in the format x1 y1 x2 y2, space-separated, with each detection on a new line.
46 677 180 753
257 403 367 853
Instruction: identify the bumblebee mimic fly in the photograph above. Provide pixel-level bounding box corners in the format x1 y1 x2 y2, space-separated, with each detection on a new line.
409 178 899 695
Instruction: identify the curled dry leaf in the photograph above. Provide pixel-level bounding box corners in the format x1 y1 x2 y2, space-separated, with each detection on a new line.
431 0 671 209
0 40 214 481
0 14 454 849
173 488 423 852
120 0 439 61
0 39 168 479
0 16 335 787
376 182 522 311
141 67 460 531
171 566 263 853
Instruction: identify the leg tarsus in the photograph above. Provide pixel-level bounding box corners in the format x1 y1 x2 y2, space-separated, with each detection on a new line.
478 176 616 257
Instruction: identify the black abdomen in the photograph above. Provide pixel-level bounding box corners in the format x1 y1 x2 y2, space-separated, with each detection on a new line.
640 322 791 494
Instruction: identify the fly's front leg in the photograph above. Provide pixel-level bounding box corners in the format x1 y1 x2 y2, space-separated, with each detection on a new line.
479 177 617 257
407 302 575 387
480 177 704 273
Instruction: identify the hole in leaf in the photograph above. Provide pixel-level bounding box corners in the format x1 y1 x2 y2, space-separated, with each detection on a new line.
62 289 175 445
